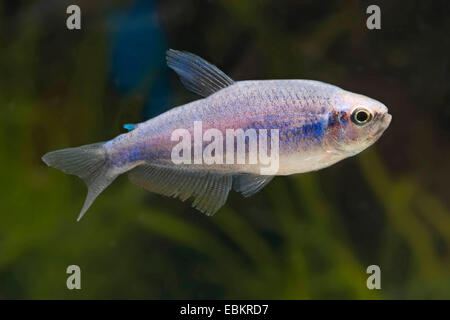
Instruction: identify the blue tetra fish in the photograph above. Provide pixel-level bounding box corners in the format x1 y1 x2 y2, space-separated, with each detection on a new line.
42 49 391 220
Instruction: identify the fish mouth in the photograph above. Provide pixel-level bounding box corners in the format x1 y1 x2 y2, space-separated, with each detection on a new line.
371 113 392 138
384 113 392 126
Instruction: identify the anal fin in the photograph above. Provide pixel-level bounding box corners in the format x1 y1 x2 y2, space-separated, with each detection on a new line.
128 164 233 216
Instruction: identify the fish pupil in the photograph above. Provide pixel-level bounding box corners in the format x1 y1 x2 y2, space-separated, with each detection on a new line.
351 108 371 125
356 111 368 122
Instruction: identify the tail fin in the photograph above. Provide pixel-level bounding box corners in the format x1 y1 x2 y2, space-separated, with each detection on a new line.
42 142 117 221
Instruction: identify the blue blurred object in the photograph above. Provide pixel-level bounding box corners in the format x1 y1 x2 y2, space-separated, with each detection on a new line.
123 123 136 131
108 0 171 119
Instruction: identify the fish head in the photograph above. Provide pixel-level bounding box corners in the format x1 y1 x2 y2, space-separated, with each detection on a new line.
328 91 392 155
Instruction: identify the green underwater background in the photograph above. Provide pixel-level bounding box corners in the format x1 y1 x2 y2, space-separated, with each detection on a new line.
0 0 449 299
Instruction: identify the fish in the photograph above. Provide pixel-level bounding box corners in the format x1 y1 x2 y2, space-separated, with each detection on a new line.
42 49 392 220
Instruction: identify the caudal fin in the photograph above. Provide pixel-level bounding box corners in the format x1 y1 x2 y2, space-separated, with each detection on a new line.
42 142 117 221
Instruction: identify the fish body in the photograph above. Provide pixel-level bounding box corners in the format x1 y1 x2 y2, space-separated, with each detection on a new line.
42 50 391 219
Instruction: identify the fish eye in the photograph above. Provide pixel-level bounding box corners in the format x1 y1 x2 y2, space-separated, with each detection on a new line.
351 107 372 125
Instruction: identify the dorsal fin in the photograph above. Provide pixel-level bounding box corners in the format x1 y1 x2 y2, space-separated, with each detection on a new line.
166 49 234 97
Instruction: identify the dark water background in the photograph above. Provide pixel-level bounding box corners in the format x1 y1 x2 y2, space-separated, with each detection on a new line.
0 0 449 299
